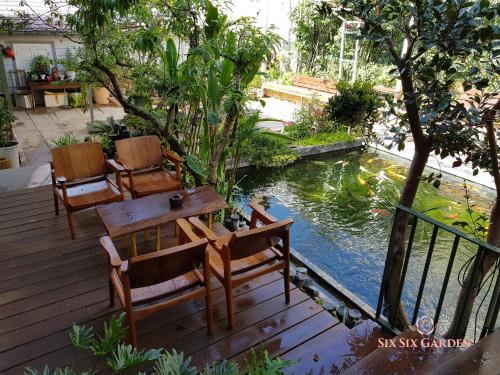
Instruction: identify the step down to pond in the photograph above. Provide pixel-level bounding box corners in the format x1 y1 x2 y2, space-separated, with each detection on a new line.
342 327 460 375
282 319 391 374
428 330 500 375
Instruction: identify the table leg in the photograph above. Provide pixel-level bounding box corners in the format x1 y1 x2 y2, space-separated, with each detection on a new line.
131 233 137 257
156 225 161 251
208 212 213 229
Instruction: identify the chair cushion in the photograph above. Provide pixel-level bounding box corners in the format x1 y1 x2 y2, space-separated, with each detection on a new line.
122 170 181 197
57 180 121 209
130 271 201 306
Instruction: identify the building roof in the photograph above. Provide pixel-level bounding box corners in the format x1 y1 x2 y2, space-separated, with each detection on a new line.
0 0 73 32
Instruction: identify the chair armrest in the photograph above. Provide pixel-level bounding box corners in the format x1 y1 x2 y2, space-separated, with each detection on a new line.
55 175 67 184
249 201 278 227
188 217 220 250
99 236 122 268
162 149 184 164
107 159 129 172
176 219 201 243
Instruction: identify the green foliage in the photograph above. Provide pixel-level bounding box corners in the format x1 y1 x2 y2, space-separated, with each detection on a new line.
338 0 499 175
58 49 80 72
290 0 341 74
246 349 295 375
242 132 298 168
90 313 128 357
30 55 52 75
68 92 86 109
294 130 357 146
51 132 80 147
122 113 155 137
107 345 163 374
200 361 239 375
0 95 15 147
285 100 334 139
324 80 381 128
26 312 293 375
153 349 197 375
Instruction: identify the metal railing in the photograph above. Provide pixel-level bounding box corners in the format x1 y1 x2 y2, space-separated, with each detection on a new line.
375 205 500 340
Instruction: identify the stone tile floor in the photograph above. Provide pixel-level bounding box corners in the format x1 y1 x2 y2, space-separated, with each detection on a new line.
0 104 124 192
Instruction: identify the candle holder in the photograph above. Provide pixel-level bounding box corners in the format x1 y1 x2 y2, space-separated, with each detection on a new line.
169 194 183 209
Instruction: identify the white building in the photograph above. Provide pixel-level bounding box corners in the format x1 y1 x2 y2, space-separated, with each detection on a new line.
0 0 80 95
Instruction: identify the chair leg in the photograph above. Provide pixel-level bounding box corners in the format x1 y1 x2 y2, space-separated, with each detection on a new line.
225 284 234 329
206 283 213 335
109 279 115 306
284 264 291 304
66 210 76 240
53 193 59 216
128 316 138 347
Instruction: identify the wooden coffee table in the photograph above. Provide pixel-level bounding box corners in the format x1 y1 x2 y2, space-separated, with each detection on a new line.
96 186 228 256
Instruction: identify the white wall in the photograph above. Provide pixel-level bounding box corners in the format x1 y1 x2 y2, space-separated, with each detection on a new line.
1 33 80 92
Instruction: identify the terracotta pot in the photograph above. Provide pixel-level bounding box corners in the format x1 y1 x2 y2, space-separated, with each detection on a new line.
92 87 110 105
4 47 15 58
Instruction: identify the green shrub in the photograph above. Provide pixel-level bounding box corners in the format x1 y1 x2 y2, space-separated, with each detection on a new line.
324 80 381 127
294 129 357 146
123 113 156 136
30 55 52 76
242 132 298 168
52 132 80 147
69 92 86 109
25 314 293 375
0 96 15 147
285 100 334 139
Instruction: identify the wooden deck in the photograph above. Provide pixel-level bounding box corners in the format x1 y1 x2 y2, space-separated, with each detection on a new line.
0 185 353 374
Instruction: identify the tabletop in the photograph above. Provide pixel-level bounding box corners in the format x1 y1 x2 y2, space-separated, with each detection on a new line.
96 185 228 238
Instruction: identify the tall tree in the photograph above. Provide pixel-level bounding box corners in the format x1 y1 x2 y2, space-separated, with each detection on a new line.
335 0 499 330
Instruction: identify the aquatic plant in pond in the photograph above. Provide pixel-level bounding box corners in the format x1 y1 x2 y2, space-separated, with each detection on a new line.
236 150 494 338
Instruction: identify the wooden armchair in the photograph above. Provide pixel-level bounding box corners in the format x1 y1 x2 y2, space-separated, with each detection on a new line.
110 135 183 198
188 202 293 329
50 142 123 239
100 219 212 347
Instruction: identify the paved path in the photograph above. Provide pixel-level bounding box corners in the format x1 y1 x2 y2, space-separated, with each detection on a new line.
0 105 124 192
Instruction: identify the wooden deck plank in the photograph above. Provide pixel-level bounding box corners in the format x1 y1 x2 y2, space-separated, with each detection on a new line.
189 299 329 367
229 310 339 368
0 186 380 375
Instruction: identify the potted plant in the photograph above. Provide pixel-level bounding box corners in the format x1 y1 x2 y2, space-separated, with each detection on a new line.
59 50 79 80
0 95 20 169
29 55 52 80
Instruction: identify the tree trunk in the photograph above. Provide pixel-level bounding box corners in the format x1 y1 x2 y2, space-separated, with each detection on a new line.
444 100 500 339
383 66 430 329
443 203 500 339
207 108 238 186
385 148 429 328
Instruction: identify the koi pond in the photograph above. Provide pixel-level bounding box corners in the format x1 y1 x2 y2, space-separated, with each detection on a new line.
236 148 495 337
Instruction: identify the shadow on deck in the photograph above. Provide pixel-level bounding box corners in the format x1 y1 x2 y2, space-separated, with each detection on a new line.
0 185 391 374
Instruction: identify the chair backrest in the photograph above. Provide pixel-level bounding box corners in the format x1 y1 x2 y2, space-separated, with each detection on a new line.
51 142 106 181
9 69 27 90
115 135 163 171
227 218 293 261
126 238 208 289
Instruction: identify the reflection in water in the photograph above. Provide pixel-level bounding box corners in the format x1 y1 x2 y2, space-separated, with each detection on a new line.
236 150 495 338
